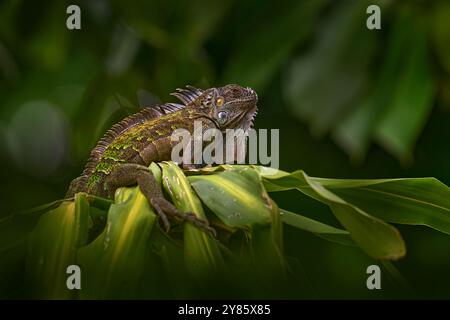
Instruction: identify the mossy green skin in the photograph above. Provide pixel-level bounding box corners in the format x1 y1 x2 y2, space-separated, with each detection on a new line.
67 84 258 199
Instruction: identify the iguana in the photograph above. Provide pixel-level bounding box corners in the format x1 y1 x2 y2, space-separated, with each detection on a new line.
66 84 258 235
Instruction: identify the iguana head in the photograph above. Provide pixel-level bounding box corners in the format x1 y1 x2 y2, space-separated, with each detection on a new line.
171 84 258 132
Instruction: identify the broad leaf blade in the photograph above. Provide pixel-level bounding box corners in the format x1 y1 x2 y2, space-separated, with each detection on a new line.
25 193 90 298
312 177 450 234
333 9 417 162
189 166 285 278
189 168 272 227
160 161 224 278
374 21 435 162
284 0 377 137
77 187 157 299
262 170 406 260
280 209 354 246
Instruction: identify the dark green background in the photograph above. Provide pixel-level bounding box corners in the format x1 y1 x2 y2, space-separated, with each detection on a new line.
1 0 450 298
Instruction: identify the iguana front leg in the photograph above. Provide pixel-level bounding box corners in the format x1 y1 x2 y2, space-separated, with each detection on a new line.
66 175 89 198
104 163 216 236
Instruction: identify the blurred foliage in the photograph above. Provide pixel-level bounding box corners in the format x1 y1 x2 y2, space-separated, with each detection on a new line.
1 0 450 298
285 0 445 163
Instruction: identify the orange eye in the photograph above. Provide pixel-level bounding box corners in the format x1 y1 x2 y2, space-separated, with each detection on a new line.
216 97 224 107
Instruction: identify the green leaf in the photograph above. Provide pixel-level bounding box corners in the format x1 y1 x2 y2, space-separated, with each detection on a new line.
280 209 354 246
149 162 162 185
374 22 435 162
262 170 406 260
311 177 450 234
77 187 157 299
189 166 285 278
333 8 412 161
249 223 286 283
284 0 377 137
248 194 285 276
160 161 224 278
334 7 435 163
189 167 272 227
25 193 90 298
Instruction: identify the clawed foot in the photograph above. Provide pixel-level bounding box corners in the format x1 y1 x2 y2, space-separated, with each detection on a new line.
151 197 217 237
104 163 217 238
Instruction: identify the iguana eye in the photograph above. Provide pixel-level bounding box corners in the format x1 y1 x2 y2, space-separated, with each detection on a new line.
216 97 224 107
217 111 228 125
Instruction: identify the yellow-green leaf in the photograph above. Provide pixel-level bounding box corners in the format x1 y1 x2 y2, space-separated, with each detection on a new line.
160 161 224 278
188 168 272 227
262 170 405 260
25 193 90 298
77 187 157 298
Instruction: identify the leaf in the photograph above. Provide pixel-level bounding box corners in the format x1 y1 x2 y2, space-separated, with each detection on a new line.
280 209 354 246
333 7 436 163
374 21 435 162
0 194 111 228
249 195 285 278
189 166 285 278
160 161 224 278
77 187 157 299
1 199 67 223
149 162 162 185
311 177 450 234
194 165 450 251
0 193 110 298
381 260 410 290
249 223 286 283
333 8 412 161
284 0 377 137
188 167 272 227
262 170 406 260
25 193 90 298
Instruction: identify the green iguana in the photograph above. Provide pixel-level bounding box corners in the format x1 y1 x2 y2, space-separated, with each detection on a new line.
66 84 258 235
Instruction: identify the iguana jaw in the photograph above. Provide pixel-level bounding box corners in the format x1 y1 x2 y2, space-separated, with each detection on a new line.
239 104 258 132
244 88 258 131
230 88 258 132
